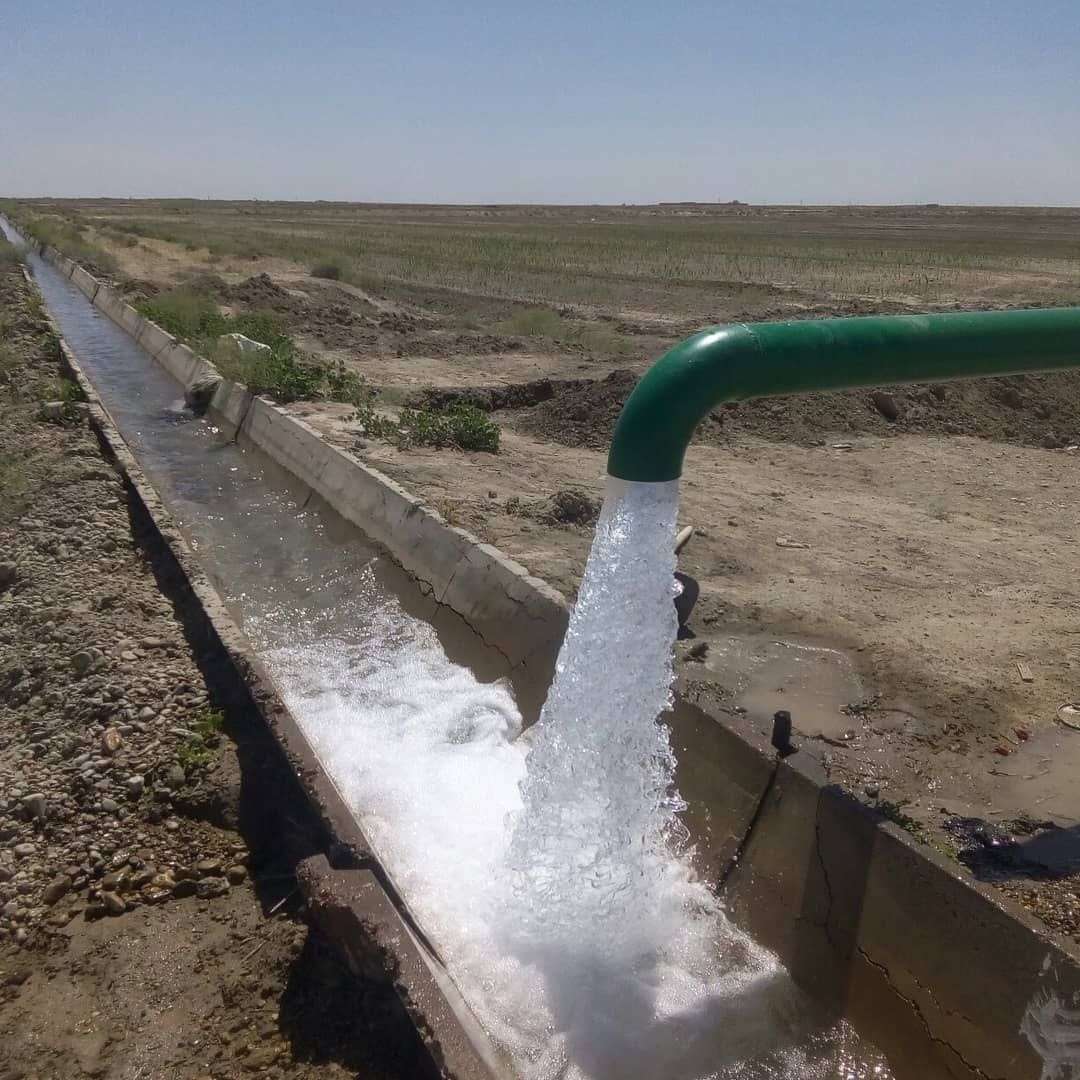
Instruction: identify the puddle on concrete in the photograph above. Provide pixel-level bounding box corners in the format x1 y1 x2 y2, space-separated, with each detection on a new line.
700 634 864 739
985 726 1080 828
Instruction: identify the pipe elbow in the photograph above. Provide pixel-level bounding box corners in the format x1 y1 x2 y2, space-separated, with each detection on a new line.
607 325 761 482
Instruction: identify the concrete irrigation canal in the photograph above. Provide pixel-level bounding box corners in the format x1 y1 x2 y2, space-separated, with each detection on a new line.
5 215 1080 1079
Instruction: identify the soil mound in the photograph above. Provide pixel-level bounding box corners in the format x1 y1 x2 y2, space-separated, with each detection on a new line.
509 369 1080 451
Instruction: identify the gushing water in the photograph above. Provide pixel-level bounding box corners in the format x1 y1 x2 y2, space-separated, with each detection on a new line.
507 479 685 943
256 479 888 1079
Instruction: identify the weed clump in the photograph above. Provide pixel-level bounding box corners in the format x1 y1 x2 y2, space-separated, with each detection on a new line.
310 255 350 281
352 399 500 453
176 708 225 774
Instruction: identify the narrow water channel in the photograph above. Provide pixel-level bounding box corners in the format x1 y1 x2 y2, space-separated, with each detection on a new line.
7 222 898 1080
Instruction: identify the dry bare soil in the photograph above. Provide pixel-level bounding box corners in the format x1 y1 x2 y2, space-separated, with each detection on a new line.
9 198 1080 945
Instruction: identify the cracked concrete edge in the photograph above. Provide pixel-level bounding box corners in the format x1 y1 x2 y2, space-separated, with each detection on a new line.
24 294 500 1079
297 856 515 1080
722 753 1080 1079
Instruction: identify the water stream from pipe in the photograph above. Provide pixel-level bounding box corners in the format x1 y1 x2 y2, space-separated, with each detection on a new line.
7 221 893 1079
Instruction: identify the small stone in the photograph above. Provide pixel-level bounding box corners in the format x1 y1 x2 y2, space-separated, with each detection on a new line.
864 784 881 800
20 793 47 820
100 891 126 916
195 877 229 899
100 729 122 755
101 869 129 891
125 775 145 799
196 858 223 876
0 562 16 592
165 764 187 788
870 391 901 422
172 879 198 899
101 798 118 813
130 867 157 889
226 865 247 885
12 844 35 858
71 651 94 674
42 877 71 906
137 706 156 722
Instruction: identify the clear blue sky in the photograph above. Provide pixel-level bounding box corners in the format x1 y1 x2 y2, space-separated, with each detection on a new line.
2 0 1077 204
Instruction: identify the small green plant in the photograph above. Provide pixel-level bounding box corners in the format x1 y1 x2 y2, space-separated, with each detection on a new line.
324 361 374 406
406 403 500 452
35 376 82 423
350 400 500 453
25 289 46 324
176 708 225 773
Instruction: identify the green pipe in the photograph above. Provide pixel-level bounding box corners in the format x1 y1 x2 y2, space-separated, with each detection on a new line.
607 308 1080 483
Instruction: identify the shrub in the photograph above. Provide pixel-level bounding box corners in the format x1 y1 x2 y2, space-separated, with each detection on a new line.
324 361 374 406
311 255 349 281
398 403 500 452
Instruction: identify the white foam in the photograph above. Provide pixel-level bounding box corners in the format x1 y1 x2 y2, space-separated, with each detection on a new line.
250 480 890 1079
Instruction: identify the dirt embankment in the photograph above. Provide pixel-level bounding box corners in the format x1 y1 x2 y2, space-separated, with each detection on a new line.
0 259 422 1077
414 367 1080 453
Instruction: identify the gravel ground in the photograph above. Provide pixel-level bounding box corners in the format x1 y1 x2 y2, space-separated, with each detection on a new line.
0 249 424 1076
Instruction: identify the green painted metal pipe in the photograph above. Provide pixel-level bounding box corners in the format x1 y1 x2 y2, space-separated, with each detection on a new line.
607 308 1080 482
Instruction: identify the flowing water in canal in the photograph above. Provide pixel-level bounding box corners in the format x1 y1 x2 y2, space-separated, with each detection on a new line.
8 223 894 1079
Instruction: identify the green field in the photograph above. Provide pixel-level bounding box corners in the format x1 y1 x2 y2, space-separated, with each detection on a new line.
7 199 1080 318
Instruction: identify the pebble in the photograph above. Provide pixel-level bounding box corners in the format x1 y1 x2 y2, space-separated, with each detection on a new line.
12 843 35 858
41 876 71 906
20 793 47 820
226 865 247 885
71 650 94 674
100 891 126 915
195 877 229 899
125 775 145 798
100 728 123 755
